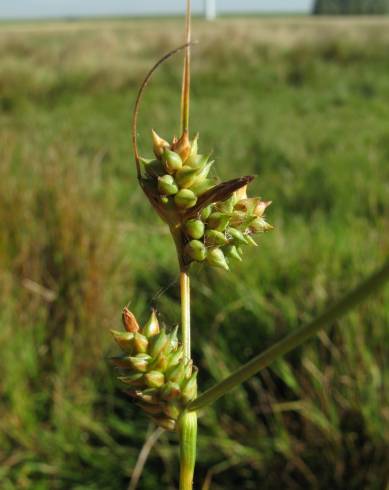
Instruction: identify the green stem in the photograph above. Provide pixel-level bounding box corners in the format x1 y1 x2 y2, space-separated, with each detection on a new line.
179 269 197 490
180 271 191 359
181 0 191 134
179 411 197 490
178 4 196 489
188 259 389 412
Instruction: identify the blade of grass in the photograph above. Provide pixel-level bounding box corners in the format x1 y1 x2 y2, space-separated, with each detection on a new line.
188 259 389 412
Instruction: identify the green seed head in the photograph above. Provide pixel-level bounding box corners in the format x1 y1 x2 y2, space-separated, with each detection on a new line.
149 329 169 358
245 234 258 246
184 219 205 239
185 153 208 168
128 355 150 372
144 370 165 388
250 217 274 233
184 240 207 262
181 370 198 403
110 330 134 354
143 309 160 337
160 381 181 401
224 244 243 261
158 174 178 196
228 227 248 244
166 361 186 384
204 229 229 246
133 332 149 354
207 212 230 231
175 166 199 188
152 129 170 157
201 205 213 221
118 373 144 386
206 248 229 271
163 148 183 173
163 403 181 420
142 158 166 178
174 189 197 209
190 178 215 197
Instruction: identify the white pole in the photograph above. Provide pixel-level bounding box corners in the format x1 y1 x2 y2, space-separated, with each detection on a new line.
205 0 216 20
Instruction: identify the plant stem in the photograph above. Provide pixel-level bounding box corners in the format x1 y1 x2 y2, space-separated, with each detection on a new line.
178 411 197 490
179 269 198 490
178 3 197 489
181 0 191 134
188 258 389 412
179 271 196 487
180 271 191 359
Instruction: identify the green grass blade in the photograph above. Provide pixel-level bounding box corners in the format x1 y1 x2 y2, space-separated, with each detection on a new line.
188 259 389 412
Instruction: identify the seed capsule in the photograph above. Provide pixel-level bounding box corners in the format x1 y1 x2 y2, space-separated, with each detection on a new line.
152 129 170 157
181 370 198 403
166 361 186 384
168 326 179 351
149 352 169 372
204 229 228 246
172 131 191 161
110 330 134 353
162 403 181 420
216 195 234 214
133 389 159 405
143 309 160 337
122 307 140 333
128 354 151 372
230 210 255 228
206 248 229 271
207 212 230 231
233 184 248 203
174 189 197 209
224 244 243 261
158 175 178 196
184 219 205 239
142 158 166 178
162 149 183 173
133 332 149 354
201 205 212 221
185 153 208 169
184 240 207 262
117 373 144 386
160 381 181 401
144 370 165 388
189 133 199 158
254 200 272 218
245 234 258 246
191 161 213 185
167 347 184 368
190 178 215 196
228 227 248 244
149 329 169 358
175 166 199 188
250 217 274 233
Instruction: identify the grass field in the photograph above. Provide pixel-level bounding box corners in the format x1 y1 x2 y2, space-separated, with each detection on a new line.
0 16 388 490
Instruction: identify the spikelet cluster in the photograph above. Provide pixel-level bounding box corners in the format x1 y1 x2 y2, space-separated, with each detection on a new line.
140 130 273 270
111 308 197 431
141 130 214 212
183 184 273 270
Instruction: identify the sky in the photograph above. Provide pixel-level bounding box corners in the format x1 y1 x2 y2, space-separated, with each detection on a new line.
0 1 313 20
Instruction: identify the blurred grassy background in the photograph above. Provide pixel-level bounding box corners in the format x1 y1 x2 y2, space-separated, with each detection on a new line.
0 16 388 490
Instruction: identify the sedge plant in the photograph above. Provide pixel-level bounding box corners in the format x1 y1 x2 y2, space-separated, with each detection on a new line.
109 2 389 488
